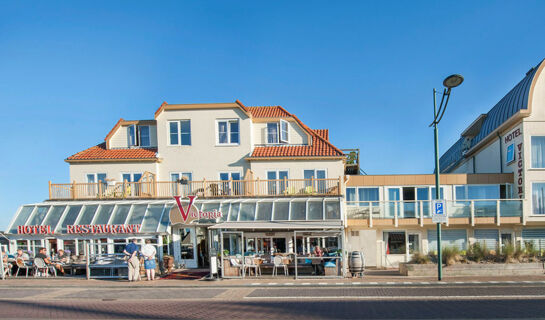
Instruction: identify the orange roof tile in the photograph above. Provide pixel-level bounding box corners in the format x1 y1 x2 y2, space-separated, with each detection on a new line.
246 106 291 118
66 143 158 162
313 129 329 141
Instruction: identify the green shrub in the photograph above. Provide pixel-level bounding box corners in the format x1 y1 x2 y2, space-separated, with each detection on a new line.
467 242 488 262
442 246 460 266
409 252 431 264
501 242 515 263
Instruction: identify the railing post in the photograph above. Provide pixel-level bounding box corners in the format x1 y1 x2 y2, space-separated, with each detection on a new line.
228 179 232 196
98 182 102 199
256 178 260 196
419 201 424 227
496 200 501 226
394 201 398 227
48 181 52 200
338 177 342 196
203 178 207 197
369 202 373 228
284 176 288 195
470 201 475 227
522 199 526 226
72 181 76 200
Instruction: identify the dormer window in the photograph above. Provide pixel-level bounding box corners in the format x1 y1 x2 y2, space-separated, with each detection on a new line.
267 120 289 144
127 125 150 147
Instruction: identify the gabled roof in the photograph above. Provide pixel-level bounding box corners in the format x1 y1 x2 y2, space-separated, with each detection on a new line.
154 100 250 119
66 143 158 162
440 59 545 173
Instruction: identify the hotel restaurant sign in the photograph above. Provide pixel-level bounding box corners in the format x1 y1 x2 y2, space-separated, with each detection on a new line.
169 196 223 225
17 224 142 235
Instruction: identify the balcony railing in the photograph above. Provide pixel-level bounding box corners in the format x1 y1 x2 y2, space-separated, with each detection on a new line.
48 178 343 200
346 199 523 226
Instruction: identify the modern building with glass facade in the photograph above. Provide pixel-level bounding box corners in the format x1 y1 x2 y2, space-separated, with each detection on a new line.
345 58 545 268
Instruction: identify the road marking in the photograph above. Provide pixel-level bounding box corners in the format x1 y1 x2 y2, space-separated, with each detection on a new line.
403 282 412 285
369 282 378 285
244 295 545 301
455 282 464 284
302 283 311 285
214 288 256 300
251 283 260 286
386 282 395 285
336 283 344 285
318 283 327 285
285 283 294 286
488 281 499 284
268 283 277 286
420 282 430 285
352 282 361 285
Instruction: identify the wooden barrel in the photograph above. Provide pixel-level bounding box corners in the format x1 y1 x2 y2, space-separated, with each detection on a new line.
348 251 364 273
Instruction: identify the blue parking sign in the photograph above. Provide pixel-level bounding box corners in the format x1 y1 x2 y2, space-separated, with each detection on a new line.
435 202 444 215
432 200 447 223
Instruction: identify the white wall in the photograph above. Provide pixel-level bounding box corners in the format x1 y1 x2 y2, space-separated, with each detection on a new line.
474 138 502 173
69 162 158 182
249 159 344 180
156 108 252 181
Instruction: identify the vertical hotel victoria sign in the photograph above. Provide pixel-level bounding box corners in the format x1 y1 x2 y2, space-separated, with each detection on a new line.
504 126 524 199
169 196 223 225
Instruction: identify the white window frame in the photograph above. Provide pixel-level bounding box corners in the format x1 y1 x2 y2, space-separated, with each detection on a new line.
531 136 545 169
280 119 289 143
216 119 240 146
302 169 327 180
120 172 143 183
267 122 279 144
218 172 242 181
127 125 150 147
170 172 193 182
531 182 545 216
506 143 515 164
86 173 107 183
138 125 151 147
167 120 191 146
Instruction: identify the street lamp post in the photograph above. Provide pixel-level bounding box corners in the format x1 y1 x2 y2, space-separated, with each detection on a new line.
431 74 464 281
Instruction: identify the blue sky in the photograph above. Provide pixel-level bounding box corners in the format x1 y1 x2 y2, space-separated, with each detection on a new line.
1 1 545 229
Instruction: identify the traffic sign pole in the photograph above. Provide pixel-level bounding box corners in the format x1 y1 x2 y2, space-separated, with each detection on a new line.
433 89 442 281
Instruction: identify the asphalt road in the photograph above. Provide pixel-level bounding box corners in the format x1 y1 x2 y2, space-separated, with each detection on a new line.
2 284 545 319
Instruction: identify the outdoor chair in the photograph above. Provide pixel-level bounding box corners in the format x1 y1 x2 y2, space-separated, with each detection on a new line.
33 258 56 277
272 255 288 276
2 263 11 278
244 256 260 277
229 258 243 277
15 258 32 278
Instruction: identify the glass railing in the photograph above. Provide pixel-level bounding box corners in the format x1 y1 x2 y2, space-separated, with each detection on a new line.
346 199 523 220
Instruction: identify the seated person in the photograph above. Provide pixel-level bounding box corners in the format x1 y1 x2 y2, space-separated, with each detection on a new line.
35 247 61 276
16 249 30 261
2 251 12 276
55 249 67 274
313 246 324 275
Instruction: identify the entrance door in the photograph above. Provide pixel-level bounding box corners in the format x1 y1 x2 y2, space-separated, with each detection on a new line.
220 231 244 278
176 227 197 268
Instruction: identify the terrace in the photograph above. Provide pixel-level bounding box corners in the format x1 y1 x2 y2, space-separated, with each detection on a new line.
48 177 343 201
346 199 524 227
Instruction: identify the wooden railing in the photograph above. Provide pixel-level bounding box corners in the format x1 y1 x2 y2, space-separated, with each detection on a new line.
48 178 343 200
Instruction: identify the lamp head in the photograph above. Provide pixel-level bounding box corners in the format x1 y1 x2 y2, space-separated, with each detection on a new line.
443 74 464 89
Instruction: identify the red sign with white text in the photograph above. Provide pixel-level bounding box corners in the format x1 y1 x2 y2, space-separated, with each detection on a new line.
170 196 223 224
18 225 53 235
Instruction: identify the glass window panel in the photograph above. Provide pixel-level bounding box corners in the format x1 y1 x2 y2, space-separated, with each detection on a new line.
97 173 106 183
346 188 356 202
532 136 545 168
230 121 239 144
128 204 147 225
229 203 240 221
239 203 256 221
533 183 545 215
218 121 228 144
43 206 66 230
138 126 150 146
506 143 515 163
273 202 289 220
141 205 165 232
77 205 98 225
231 173 241 180
180 120 191 145
290 201 306 220
219 202 230 222
267 123 278 143
122 173 131 182
58 205 82 232
308 201 323 220
111 205 131 225
28 206 50 225
385 231 406 254
220 173 229 181
169 121 179 145
359 188 379 201
280 120 288 142
256 202 273 221
325 201 341 219
157 204 171 233
416 188 429 200
431 187 444 200
127 125 136 146
8 206 35 233
455 186 465 199
94 205 114 225
87 174 95 183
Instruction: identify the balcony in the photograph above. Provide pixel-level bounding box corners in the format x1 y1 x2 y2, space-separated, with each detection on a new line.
346 199 524 227
48 178 343 201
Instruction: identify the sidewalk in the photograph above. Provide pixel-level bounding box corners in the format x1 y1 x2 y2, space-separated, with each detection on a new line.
1 269 544 288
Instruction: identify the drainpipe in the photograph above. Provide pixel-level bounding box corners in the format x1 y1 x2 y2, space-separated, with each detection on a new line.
497 133 504 173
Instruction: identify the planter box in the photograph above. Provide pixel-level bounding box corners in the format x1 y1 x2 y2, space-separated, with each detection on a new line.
399 262 544 276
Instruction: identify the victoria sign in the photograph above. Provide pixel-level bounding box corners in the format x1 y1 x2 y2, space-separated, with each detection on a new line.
170 196 223 224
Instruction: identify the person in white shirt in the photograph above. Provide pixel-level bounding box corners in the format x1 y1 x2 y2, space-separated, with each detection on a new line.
141 239 157 281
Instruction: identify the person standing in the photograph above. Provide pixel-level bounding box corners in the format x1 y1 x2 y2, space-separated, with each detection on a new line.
123 239 140 282
141 239 156 281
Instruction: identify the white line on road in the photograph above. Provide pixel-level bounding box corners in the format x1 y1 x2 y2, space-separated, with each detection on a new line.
244 295 545 301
